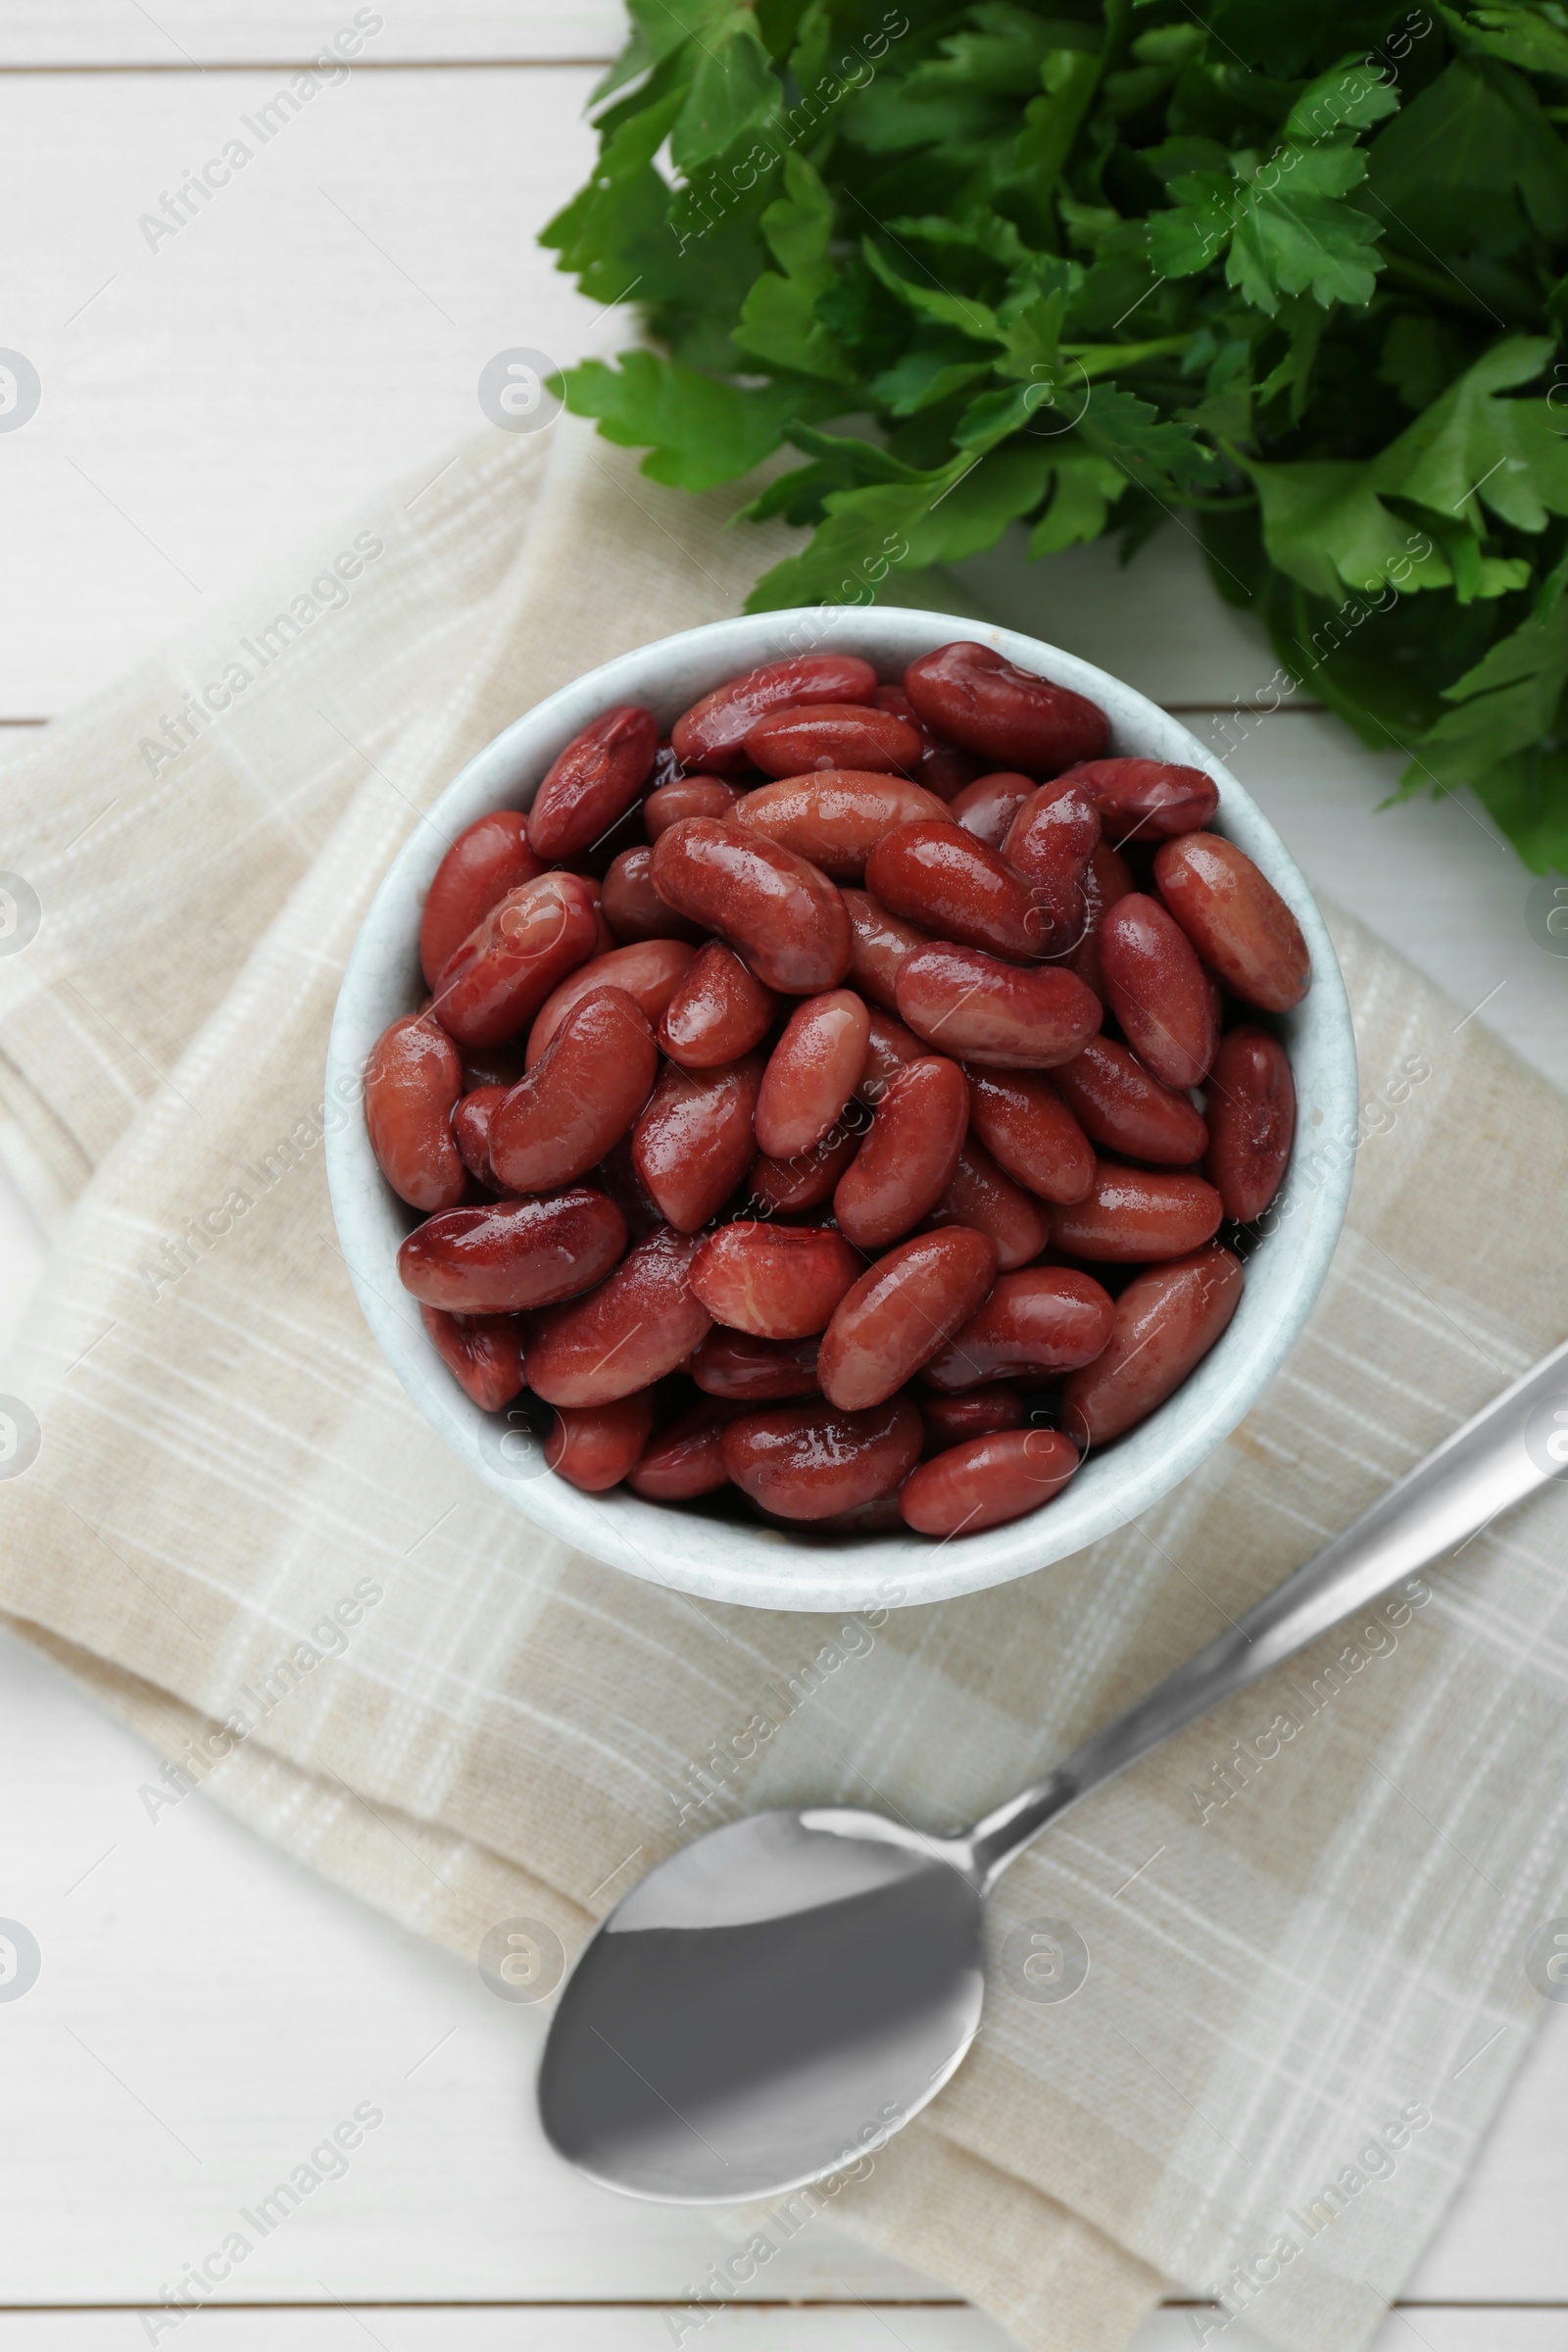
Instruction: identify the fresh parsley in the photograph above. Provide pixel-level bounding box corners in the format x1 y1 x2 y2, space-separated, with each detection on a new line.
542 0 1568 870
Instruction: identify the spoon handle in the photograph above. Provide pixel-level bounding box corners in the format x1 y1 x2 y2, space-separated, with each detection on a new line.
965 1336 1568 1889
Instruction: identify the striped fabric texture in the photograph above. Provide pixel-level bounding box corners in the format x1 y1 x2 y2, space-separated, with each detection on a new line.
1 416 1566 2352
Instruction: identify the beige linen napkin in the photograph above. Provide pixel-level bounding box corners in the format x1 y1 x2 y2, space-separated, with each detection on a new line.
2 414 1567 2352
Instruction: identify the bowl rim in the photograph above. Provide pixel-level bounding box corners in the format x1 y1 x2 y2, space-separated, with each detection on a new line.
324 605 1358 1612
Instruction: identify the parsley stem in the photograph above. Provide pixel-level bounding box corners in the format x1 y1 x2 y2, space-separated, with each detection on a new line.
1065 336 1191 375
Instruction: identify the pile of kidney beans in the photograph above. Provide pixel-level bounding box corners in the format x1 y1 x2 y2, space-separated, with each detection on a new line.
363 639 1309 1542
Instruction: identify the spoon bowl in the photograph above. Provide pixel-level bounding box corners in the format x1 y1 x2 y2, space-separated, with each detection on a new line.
537 1808 985 2203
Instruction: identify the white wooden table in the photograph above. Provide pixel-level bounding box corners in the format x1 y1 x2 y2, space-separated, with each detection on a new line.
1 12 1565 2349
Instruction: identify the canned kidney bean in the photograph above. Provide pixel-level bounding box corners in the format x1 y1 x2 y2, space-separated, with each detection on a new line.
1001 779 1101 956
601 846 705 945
903 641 1108 771
922 1266 1114 1390
1052 1036 1209 1166
1064 758 1219 841
1070 838 1135 1000
632 1052 764 1232
1204 1025 1296 1221
1062 1244 1243 1443
1050 1163 1224 1261
691 1221 861 1341
949 771 1035 851
747 1119 862 1214
526 940 693 1066
873 682 982 801
818 1227 997 1411
651 816 852 994
755 989 870 1158
919 1383 1026 1451
833 1054 968 1250
865 818 1048 961
419 809 543 990
659 940 778 1068
842 888 929 1012
896 943 1102 1069
397 1188 627 1312
644 776 739 838
431 870 601 1050
365 1012 466 1210
966 1069 1095 1205
900 1427 1080 1536
721 1396 923 1520
419 1303 526 1412
382 638 1308 1532
691 1328 821 1399
672 654 879 774
527 705 659 862
744 701 924 778
453 1083 507 1191
855 1006 923 1105
546 1394 658 1492
1099 893 1218 1090
524 1226 711 1405
735 772 950 880
927 1138 1051 1270
1153 833 1311 1012
627 1398 736 1500
489 989 658 1195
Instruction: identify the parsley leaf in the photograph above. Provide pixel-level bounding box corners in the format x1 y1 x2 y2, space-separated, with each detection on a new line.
555 354 839 489
1250 338 1568 602
1076 384 1228 497
670 13 778 172
1366 54 1568 253
1153 145 1386 314
1402 560 1568 866
734 154 855 382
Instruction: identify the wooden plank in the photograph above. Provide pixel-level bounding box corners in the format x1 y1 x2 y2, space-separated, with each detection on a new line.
0 2305 1559 2347
0 6 625 67
1405 2002 1568 2305
1161 2319 1568 2351
0 2317 1014 2350
956 526 1294 716
0 1627 934 2307
0 65 604 715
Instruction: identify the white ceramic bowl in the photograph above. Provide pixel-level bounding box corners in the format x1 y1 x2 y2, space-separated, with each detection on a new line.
325 608 1357 1611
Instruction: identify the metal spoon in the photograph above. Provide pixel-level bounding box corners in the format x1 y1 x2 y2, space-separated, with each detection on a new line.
538 1340 1568 2204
